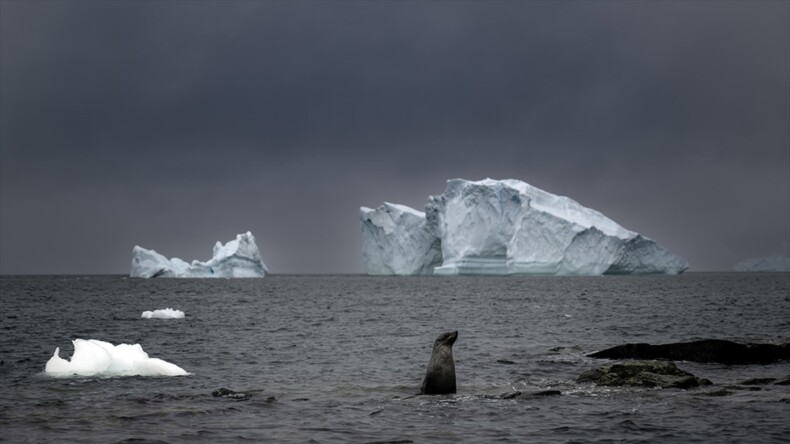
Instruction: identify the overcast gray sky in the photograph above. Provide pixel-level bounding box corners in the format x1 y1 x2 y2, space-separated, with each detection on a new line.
1 0 788 274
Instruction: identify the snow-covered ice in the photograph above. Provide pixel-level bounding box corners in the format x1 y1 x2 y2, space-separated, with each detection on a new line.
44 339 188 377
360 203 442 275
733 254 790 272
361 178 688 276
130 231 268 278
141 308 185 319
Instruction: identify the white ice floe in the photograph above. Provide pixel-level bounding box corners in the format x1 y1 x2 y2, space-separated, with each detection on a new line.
130 231 268 278
141 308 185 319
45 339 188 377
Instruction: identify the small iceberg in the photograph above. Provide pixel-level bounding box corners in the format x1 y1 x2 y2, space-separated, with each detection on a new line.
142 308 185 319
131 231 268 278
45 339 188 377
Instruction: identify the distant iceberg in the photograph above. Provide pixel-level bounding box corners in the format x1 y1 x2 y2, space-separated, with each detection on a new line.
141 308 185 319
131 231 268 278
360 178 688 276
733 254 790 272
45 339 187 377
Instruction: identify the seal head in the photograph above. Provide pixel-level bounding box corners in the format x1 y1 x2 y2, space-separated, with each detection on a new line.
420 331 458 395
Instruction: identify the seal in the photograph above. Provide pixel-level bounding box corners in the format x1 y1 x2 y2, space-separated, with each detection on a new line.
420 331 458 395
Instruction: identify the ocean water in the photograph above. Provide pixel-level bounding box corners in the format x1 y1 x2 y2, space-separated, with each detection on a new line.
1 273 789 443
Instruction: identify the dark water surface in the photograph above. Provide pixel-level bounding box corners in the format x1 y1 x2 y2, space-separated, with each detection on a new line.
1 273 789 443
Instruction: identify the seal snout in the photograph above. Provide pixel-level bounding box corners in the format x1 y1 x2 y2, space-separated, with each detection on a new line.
436 330 458 347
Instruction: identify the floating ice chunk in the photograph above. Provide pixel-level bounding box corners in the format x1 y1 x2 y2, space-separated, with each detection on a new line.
131 231 268 278
141 308 185 319
44 339 188 377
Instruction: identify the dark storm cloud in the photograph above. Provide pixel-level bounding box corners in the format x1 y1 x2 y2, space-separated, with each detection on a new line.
1 1 788 273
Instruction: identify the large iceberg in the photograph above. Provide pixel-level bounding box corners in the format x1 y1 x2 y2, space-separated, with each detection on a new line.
131 231 268 278
360 203 442 275
361 179 688 276
733 254 790 272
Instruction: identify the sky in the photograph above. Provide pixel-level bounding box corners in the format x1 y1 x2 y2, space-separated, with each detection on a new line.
1 0 788 274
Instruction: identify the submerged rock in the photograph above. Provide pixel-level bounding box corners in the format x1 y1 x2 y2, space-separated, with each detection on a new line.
774 376 790 386
577 360 711 389
740 378 777 385
588 340 790 365
522 390 561 399
497 390 562 400
212 388 251 400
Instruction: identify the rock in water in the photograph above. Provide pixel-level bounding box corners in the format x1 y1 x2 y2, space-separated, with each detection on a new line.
361 178 688 275
421 331 458 395
360 203 442 275
499 390 562 399
577 360 710 389
212 388 251 400
130 231 268 278
589 340 790 364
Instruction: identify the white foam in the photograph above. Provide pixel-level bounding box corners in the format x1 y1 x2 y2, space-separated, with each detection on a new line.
141 308 185 319
44 339 188 377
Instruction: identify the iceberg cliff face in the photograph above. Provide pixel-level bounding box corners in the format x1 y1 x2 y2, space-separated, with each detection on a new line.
360 203 442 275
362 179 688 276
130 231 268 278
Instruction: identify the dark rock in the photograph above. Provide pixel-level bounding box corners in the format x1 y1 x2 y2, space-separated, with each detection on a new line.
531 389 562 397
212 388 251 400
700 389 734 397
774 376 790 385
498 389 561 400
740 378 777 385
727 385 762 391
588 340 790 364
577 360 710 389
500 391 521 399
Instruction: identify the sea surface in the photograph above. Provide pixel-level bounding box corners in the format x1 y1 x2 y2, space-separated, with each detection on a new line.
1 273 789 443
